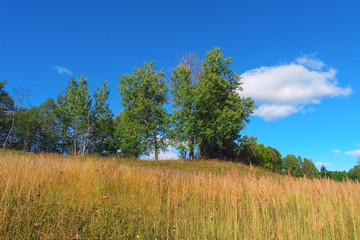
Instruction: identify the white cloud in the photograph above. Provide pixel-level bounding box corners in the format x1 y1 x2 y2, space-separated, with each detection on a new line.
53 66 73 75
241 56 352 121
142 145 180 160
345 149 360 159
331 149 340 154
314 162 331 167
295 57 325 70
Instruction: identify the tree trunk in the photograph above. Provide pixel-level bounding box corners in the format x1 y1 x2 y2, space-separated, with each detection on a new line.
154 134 158 161
3 113 15 149
23 139 28 152
82 131 89 156
82 112 91 156
188 136 194 160
73 118 78 155
199 140 204 160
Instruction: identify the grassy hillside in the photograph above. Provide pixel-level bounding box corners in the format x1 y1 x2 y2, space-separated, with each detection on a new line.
1 151 360 239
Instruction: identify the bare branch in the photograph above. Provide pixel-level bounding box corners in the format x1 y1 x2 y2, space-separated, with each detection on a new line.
180 52 202 84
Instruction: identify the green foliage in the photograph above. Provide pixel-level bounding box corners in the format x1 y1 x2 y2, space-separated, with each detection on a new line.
37 99 63 152
10 107 41 151
302 158 320 179
328 171 348 181
170 64 197 160
57 75 112 155
348 164 360 181
256 144 274 170
195 48 255 160
238 135 259 164
117 61 169 160
269 147 283 173
283 154 303 177
0 81 14 145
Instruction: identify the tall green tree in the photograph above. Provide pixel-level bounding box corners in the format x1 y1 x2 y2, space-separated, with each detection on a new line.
302 158 320 179
170 53 200 160
37 98 62 152
348 163 360 181
268 147 283 173
283 154 302 177
85 81 113 155
2 88 29 149
57 75 102 155
10 107 41 151
257 143 273 169
0 81 14 146
238 135 259 164
117 61 168 160
195 48 255 160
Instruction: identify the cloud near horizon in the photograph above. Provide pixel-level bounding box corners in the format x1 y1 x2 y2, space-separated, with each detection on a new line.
241 56 352 121
142 145 180 160
53 66 73 75
314 162 331 167
345 149 360 159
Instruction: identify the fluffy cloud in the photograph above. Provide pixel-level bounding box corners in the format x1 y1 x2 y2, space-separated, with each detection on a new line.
314 162 331 167
142 145 180 160
331 149 340 154
241 56 352 121
53 66 73 75
345 150 360 159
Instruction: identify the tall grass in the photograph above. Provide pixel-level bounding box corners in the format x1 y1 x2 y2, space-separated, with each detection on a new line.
0 151 359 239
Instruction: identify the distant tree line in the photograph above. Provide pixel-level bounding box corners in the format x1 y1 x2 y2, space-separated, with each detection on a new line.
1 48 359 180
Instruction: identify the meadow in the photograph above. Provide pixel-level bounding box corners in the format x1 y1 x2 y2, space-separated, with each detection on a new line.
1 151 360 239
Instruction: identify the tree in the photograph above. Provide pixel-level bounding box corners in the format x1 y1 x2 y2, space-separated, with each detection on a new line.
10 107 41 151
57 75 111 155
0 81 14 146
2 88 30 149
268 147 283 173
320 165 327 178
117 61 168 160
348 164 360 181
257 144 273 170
302 158 320 179
195 48 255 160
327 170 348 182
238 135 259 164
37 99 62 153
86 81 114 155
170 53 200 160
283 154 302 177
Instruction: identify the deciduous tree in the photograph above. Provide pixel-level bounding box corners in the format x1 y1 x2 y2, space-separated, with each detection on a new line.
195 48 255 160
117 62 168 160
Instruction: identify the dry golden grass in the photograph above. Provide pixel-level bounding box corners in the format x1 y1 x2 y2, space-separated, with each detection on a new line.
1 151 360 239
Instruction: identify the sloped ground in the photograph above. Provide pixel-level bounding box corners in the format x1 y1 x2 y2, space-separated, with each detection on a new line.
1 151 359 239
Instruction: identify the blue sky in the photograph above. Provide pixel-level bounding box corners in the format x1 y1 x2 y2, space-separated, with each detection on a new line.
1 0 359 170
